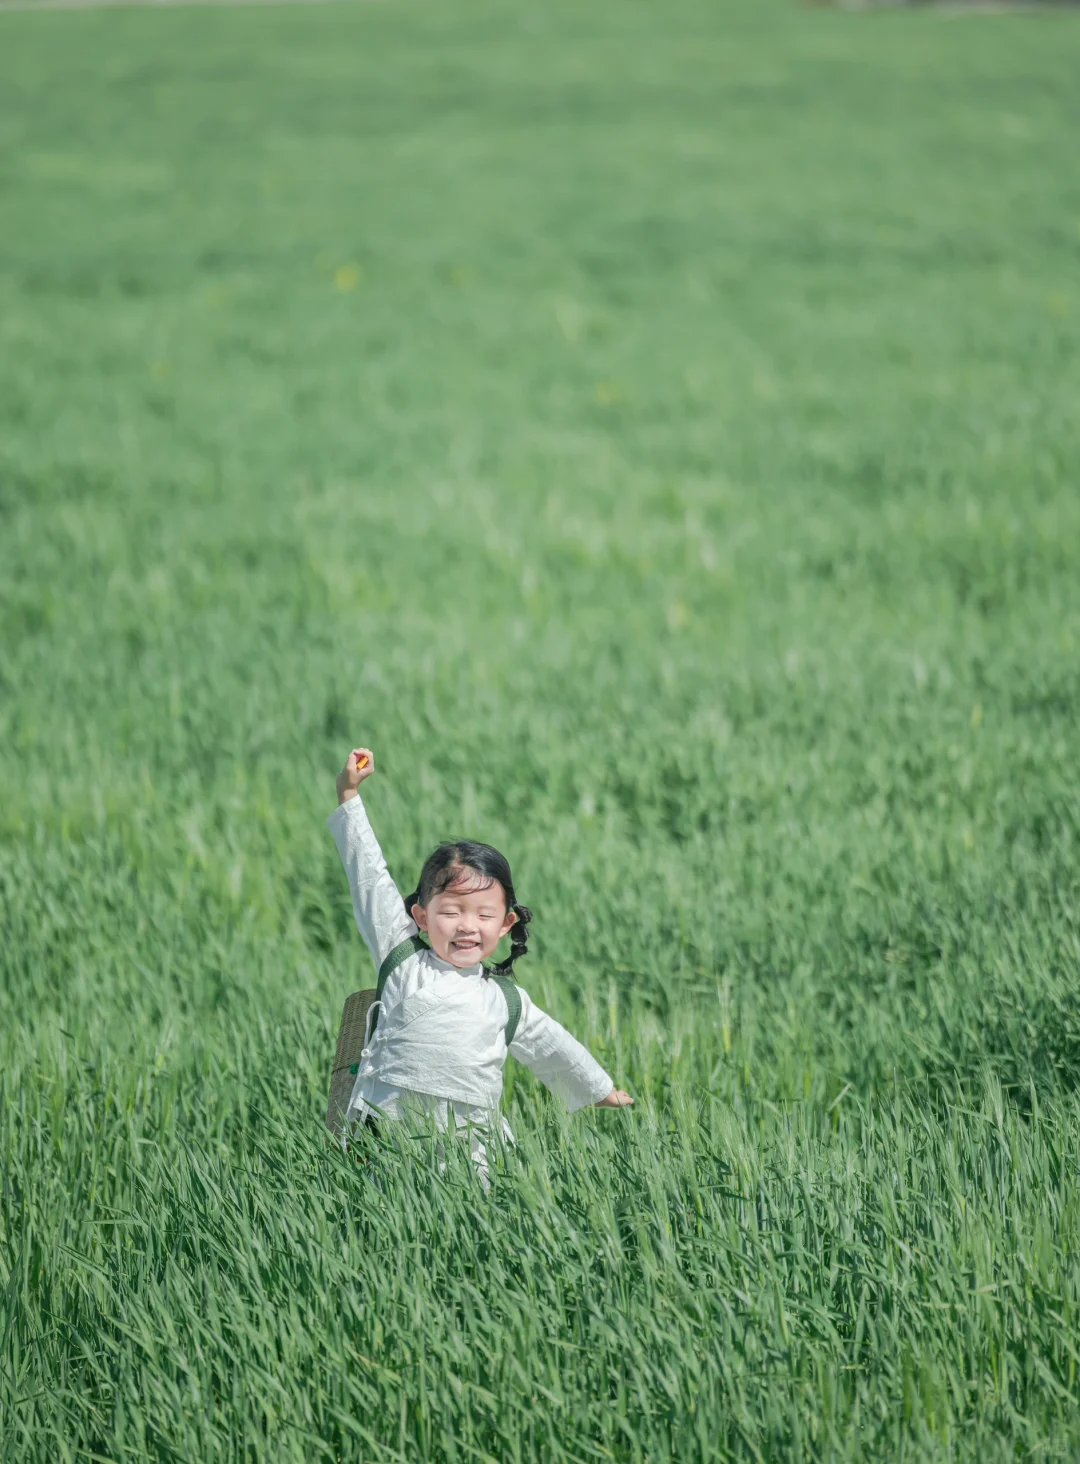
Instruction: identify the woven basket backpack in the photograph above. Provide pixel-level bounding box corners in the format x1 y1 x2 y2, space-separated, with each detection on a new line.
326 935 522 1133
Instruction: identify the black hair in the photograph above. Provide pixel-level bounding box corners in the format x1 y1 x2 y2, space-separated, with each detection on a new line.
402 840 532 977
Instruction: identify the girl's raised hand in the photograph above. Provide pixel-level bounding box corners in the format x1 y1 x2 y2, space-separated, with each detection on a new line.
595 1088 634 1108
336 747 374 805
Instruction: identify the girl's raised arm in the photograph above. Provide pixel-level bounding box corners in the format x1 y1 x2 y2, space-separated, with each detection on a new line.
326 747 415 969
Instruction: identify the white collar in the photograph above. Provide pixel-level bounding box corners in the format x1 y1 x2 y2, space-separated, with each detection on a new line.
427 951 484 979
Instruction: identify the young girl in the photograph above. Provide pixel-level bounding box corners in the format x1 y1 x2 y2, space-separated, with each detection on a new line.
328 745 632 1171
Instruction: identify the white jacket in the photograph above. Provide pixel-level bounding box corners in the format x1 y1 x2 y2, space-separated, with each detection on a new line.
327 797 613 1124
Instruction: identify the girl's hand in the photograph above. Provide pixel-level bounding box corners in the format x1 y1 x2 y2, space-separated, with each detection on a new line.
595 1088 634 1108
336 747 374 805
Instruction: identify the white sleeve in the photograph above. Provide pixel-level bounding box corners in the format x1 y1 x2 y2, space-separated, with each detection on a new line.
508 987 613 1112
326 797 416 971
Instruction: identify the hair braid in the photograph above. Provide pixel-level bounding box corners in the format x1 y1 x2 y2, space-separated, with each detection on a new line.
490 903 531 977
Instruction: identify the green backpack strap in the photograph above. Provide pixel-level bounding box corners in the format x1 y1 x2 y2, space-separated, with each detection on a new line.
490 974 522 1048
367 935 429 1043
376 934 428 997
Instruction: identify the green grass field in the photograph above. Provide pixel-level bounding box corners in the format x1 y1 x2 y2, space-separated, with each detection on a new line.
2 0 1080 1458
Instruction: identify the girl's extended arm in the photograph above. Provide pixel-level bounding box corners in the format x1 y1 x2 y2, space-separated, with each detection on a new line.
326 747 415 969
509 991 631 1110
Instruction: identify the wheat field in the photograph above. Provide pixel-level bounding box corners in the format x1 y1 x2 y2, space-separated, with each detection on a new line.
2 0 1079 1458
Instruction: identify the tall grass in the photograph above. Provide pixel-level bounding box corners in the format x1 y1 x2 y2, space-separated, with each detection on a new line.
2 0 1079 1458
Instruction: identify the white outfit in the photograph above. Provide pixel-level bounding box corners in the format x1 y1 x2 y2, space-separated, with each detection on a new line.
327 797 613 1147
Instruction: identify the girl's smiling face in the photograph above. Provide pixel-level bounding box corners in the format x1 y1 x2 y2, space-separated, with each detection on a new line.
412 871 517 968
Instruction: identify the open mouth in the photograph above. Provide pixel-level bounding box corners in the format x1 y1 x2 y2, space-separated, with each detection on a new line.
451 940 481 955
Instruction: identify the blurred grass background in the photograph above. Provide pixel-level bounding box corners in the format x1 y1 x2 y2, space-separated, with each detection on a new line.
2 0 1080 1458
